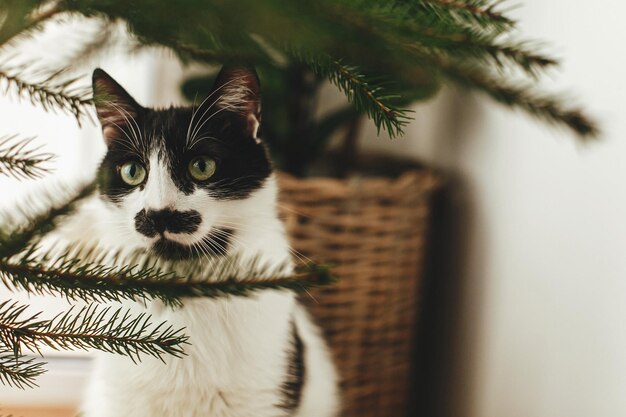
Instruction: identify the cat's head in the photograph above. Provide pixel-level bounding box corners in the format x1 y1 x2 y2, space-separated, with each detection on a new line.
93 66 273 261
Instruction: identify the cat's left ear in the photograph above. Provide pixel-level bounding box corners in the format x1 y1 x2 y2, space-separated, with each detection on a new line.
92 68 143 146
208 65 261 139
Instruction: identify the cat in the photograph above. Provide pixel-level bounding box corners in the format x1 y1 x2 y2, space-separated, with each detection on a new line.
58 66 339 417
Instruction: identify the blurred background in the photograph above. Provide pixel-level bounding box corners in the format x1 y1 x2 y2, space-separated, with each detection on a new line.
1 1 626 417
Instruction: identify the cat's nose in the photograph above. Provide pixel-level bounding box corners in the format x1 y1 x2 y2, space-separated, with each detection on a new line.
134 209 202 237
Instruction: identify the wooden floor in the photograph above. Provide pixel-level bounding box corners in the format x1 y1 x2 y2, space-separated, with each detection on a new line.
1 406 76 417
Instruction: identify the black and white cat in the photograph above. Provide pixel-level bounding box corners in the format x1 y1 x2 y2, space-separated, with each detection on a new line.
59 66 338 417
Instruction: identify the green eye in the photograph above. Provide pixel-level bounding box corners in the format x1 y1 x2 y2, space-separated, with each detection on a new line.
119 161 146 186
189 156 216 181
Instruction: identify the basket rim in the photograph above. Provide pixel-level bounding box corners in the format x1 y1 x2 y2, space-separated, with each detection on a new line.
276 169 442 195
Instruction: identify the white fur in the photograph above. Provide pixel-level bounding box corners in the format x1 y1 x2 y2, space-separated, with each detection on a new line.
54 164 339 417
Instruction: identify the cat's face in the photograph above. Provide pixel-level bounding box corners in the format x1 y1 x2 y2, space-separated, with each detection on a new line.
93 66 272 260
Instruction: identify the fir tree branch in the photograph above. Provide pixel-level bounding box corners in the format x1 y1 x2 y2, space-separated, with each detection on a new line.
407 0 515 32
0 248 336 306
0 135 54 180
0 65 93 124
413 29 557 78
0 182 96 259
303 57 411 137
53 0 597 140
350 2 553 78
411 48 600 137
0 353 46 389
465 73 599 137
0 301 188 364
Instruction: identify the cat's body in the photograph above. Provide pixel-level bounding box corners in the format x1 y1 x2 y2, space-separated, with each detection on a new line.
61 67 339 417
82 291 336 417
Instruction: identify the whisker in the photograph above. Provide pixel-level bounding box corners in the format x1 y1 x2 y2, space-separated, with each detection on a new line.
276 203 312 219
188 76 250 145
191 100 253 140
186 91 200 147
107 102 144 154
302 287 319 304
187 135 220 151
213 220 313 265
106 118 142 156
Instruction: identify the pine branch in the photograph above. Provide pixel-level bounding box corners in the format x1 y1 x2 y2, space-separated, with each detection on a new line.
304 57 411 137
0 135 54 180
414 29 557 78
412 49 599 137
0 247 336 306
162 4 553 135
53 0 597 140
0 353 46 389
406 0 515 33
0 301 188 364
354 2 554 78
0 65 93 124
467 75 598 137
0 182 96 259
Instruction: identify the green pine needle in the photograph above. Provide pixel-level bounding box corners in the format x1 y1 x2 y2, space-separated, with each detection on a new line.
419 50 600 137
0 300 189 366
0 245 337 306
48 0 597 139
0 65 93 124
0 182 96 259
350 1 554 78
0 353 46 389
0 135 54 180
305 57 412 137
0 0 595 140
0 182 336 307
407 0 516 33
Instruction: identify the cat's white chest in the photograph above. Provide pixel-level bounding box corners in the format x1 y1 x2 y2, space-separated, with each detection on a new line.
83 291 297 417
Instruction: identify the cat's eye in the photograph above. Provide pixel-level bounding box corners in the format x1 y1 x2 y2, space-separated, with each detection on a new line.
188 156 217 181
119 161 147 186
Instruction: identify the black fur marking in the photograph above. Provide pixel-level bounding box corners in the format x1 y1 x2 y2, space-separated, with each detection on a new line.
95 67 272 204
96 107 272 202
151 227 233 261
280 319 306 412
134 208 202 237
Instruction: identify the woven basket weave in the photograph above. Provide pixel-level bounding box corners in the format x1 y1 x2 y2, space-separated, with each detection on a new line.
277 170 439 417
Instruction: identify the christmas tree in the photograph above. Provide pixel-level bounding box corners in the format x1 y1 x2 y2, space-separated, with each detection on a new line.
0 0 597 389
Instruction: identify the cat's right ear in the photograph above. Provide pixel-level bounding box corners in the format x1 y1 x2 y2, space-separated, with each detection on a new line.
92 68 143 146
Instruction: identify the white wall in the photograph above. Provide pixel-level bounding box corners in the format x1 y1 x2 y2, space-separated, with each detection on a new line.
360 1 626 416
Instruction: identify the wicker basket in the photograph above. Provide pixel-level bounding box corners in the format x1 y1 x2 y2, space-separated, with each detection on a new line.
277 170 439 417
